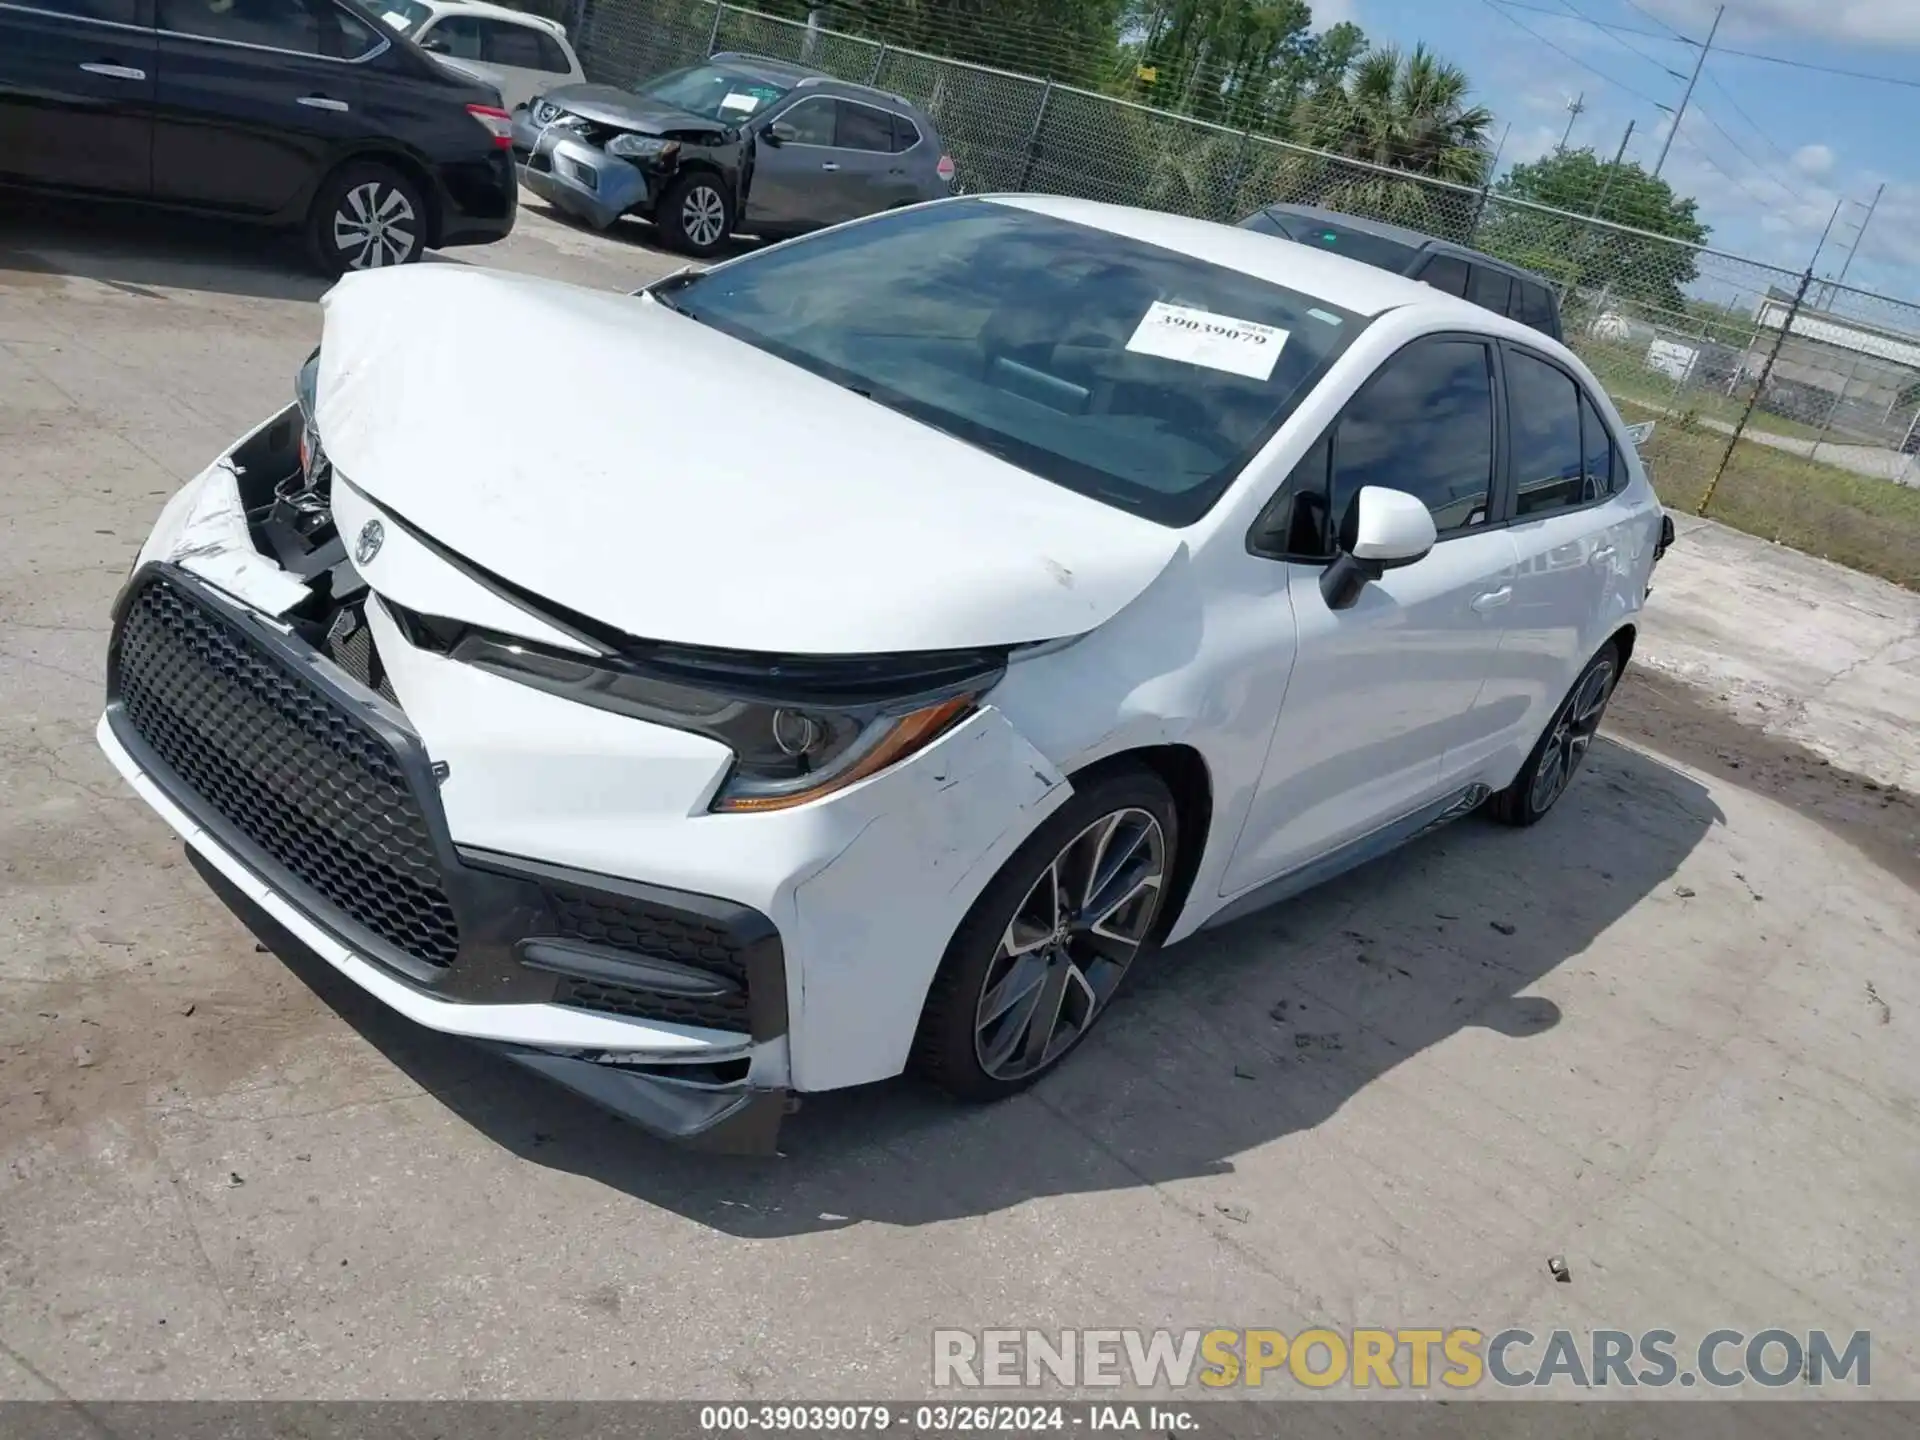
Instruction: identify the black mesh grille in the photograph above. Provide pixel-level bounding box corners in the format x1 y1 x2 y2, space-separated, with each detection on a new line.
555 977 748 1033
115 577 459 968
543 880 751 1032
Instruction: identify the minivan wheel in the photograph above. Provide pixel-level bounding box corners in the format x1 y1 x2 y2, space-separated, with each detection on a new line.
308 163 426 278
657 172 732 256
1487 641 1620 827
910 766 1179 1102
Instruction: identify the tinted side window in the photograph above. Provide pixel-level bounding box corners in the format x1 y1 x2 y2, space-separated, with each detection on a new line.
1466 265 1512 316
326 3 380 57
159 0 323 51
1332 339 1496 535
1419 254 1471 297
835 101 894 152
1516 281 1557 335
890 113 922 152
776 96 836 145
30 0 142 22
421 12 482 58
1580 392 1618 496
1506 349 1592 518
1611 435 1633 493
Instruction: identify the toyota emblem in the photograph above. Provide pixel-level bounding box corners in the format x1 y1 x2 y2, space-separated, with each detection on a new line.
355 519 384 566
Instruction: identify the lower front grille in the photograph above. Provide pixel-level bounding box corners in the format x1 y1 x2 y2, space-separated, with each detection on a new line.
114 575 460 968
541 878 752 1033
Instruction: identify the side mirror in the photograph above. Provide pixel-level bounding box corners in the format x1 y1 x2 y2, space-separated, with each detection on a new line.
420 35 449 52
762 121 797 146
1320 486 1436 610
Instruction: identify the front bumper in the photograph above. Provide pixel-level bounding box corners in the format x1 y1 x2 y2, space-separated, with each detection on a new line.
100 564 788 1153
511 108 649 230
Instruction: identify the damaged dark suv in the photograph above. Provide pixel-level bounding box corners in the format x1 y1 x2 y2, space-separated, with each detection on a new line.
511 51 955 254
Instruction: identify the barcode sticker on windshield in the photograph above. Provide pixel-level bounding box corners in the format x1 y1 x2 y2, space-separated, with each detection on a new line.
719 92 763 113
1125 302 1288 380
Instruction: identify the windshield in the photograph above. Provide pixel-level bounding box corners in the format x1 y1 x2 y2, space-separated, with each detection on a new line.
631 64 790 122
373 0 431 36
662 199 1365 525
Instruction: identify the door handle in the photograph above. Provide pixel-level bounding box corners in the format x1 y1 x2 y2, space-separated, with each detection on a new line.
298 95 351 112
1589 545 1617 565
79 62 147 80
1470 586 1513 613
819 161 840 171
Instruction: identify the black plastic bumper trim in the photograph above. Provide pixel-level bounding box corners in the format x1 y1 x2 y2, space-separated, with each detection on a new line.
516 938 744 999
491 1047 786 1155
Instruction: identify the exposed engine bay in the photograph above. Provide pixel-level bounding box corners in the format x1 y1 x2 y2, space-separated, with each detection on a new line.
223 347 394 703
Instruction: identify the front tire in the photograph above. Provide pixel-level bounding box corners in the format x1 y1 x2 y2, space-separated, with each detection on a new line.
1487 640 1621 826
910 766 1179 1102
308 162 427 278
656 171 733 256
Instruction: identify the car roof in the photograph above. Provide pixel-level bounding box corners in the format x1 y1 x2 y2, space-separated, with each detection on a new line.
989 193 1491 323
420 0 567 34
1255 202 1553 284
706 51 924 111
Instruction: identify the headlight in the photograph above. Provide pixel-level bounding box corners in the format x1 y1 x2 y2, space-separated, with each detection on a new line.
294 345 323 483
384 605 995 812
605 133 678 162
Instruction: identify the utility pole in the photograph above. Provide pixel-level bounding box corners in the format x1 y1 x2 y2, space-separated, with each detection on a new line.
1559 92 1585 152
1808 195 1845 276
1831 181 1884 296
1653 3 1723 179
1590 119 1635 220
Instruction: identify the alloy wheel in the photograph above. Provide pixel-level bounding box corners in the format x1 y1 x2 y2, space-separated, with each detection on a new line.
680 184 726 248
333 182 418 270
973 807 1167 1082
1530 658 1616 814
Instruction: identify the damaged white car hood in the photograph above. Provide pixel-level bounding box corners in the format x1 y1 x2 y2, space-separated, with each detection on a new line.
313 267 1184 655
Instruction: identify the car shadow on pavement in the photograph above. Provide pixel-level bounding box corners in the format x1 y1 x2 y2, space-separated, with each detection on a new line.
200 735 1720 1235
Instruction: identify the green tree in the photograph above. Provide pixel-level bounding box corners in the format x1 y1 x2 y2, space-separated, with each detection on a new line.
1479 147 1709 314
1264 44 1493 234
1124 2 1367 129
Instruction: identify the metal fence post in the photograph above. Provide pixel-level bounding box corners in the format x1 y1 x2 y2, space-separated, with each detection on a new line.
1465 181 1491 245
1016 80 1054 192
1698 268 1814 517
868 42 887 85
704 0 724 57
1218 128 1253 223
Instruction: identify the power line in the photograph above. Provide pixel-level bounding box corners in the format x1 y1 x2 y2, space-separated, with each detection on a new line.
1618 0 1689 41
1490 0 1685 44
1474 0 1672 106
1687 102 1811 205
1709 47 1920 90
1554 0 1684 75
1698 68 1800 174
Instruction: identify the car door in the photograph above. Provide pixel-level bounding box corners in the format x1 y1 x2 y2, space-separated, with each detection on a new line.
472 15 569 111
820 96 901 219
0 0 157 195
150 0 378 215
743 91 838 231
1221 335 1520 895
1478 342 1640 773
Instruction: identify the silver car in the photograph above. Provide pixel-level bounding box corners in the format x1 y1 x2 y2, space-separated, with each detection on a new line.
511 52 957 255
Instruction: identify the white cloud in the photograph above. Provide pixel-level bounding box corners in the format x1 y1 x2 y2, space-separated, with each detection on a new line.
1641 0 1920 45
1793 143 1836 177
1311 0 1360 31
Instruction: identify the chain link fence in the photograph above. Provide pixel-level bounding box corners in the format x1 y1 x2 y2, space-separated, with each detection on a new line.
562 0 1920 587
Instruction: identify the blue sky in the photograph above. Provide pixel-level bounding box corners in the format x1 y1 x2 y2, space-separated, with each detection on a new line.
1314 0 1920 304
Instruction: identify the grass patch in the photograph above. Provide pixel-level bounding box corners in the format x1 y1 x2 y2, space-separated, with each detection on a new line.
1616 400 1920 590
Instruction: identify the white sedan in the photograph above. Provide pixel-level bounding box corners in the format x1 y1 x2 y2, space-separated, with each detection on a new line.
99 195 1670 1152
377 0 584 112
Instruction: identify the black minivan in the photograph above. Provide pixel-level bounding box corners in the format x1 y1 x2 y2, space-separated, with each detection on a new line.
1239 203 1564 341
0 0 518 275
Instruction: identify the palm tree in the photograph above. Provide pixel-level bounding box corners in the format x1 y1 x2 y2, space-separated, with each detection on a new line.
1274 44 1494 235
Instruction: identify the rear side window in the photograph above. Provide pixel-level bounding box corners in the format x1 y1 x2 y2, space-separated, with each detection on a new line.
1467 265 1512 316
482 20 568 71
1418 253 1471 297
1331 338 1496 535
890 114 922 153
158 0 323 52
1579 392 1615 499
1514 281 1558 335
835 101 895 152
1506 349 1594 518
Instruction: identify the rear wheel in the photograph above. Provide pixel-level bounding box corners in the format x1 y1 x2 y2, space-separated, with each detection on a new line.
657 172 732 256
307 162 426 278
1487 640 1620 826
911 766 1178 1101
